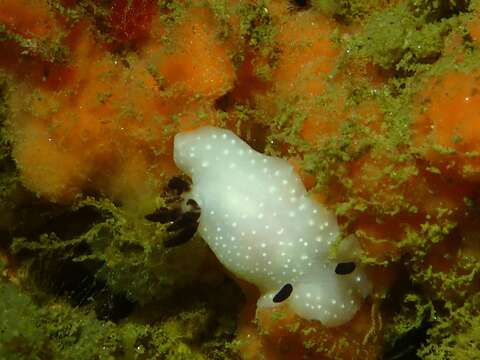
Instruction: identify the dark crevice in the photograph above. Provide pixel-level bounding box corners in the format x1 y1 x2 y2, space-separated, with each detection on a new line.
28 254 136 322
412 0 470 22
12 203 103 241
383 320 432 360
214 91 234 112
288 0 311 11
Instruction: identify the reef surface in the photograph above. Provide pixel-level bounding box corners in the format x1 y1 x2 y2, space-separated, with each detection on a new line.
1 0 480 359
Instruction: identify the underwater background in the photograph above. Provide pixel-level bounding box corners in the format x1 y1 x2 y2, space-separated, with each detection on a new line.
1 0 480 359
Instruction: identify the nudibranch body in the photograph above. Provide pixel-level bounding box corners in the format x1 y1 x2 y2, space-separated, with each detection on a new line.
173 126 371 327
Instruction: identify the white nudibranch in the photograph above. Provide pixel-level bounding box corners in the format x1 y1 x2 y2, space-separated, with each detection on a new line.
173 126 371 327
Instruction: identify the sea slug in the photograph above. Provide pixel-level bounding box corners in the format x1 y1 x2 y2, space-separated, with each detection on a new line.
173 126 371 326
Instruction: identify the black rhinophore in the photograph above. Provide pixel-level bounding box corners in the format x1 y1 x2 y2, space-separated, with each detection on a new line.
273 283 293 303
335 262 356 275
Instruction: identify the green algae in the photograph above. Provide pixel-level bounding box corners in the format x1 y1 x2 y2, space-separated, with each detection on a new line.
313 0 395 22
418 294 480 360
9 195 242 306
46 0 84 23
236 1 278 79
206 0 281 77
1 195 242 359
343 3 456 72
0 76 22 231
386 292 480 360
0 24 69 64
0 274 51 360
0 269 239 360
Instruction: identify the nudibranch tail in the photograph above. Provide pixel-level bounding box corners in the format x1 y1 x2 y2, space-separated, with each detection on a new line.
173 126 372 327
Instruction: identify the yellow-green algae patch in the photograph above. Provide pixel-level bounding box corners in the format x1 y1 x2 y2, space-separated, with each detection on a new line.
0 258 240 360
0 76 19 230
1 194 243 359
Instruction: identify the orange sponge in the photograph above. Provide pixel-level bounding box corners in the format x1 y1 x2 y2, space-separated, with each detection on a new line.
414 70 480 180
